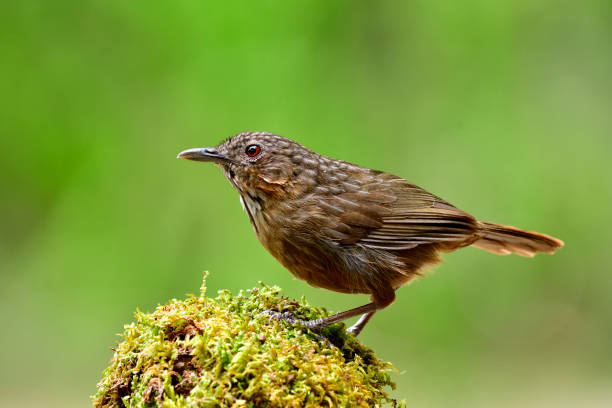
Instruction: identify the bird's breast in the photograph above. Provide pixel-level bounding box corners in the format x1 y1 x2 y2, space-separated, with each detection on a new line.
239 192 267 233
240 193 262 216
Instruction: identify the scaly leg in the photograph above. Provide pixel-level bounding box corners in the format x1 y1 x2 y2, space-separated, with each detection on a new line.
262 302 377 334
346 311 376 336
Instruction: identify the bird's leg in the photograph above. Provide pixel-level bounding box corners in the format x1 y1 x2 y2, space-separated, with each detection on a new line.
305 302 377 330
346 311 376 336
261 302 377 333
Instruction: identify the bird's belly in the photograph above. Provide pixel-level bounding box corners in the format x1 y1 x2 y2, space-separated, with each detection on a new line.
255 225 371 295
249 204 433 298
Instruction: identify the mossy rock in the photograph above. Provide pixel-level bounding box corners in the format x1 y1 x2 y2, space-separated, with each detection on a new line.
93 274 403 407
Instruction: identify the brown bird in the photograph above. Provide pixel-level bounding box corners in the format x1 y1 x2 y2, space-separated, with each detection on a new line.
178 132 564 336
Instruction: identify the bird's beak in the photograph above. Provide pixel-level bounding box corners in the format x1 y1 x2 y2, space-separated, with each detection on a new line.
177 148 232 165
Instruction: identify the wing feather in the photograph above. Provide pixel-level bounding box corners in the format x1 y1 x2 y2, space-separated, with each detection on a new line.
317 176 478 250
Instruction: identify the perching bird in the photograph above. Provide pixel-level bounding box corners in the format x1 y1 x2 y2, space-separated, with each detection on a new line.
178 132 564 336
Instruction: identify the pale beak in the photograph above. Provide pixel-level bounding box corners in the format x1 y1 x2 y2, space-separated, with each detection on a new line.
177 148 233 165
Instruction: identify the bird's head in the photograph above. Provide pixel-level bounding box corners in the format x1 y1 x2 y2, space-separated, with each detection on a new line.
178 131 318 199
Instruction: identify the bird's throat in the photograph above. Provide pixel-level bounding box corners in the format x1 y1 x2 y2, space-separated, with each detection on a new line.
239 193 263 233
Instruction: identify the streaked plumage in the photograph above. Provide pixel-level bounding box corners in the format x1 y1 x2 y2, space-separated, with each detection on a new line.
178 132 564 335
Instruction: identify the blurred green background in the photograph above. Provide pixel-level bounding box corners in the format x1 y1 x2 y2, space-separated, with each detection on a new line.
1 1 611 407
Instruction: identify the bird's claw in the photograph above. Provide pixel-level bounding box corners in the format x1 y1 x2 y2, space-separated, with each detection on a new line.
259 310 335 348
345 324 361 336
260 310 305 326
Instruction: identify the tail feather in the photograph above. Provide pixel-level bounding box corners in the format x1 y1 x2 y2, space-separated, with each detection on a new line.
472 221 564 258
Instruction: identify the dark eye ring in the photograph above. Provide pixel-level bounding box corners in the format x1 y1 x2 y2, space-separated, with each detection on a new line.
245 144 261 157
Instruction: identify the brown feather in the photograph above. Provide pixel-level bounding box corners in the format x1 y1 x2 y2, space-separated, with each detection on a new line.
472 221 564 257
197 132 564 313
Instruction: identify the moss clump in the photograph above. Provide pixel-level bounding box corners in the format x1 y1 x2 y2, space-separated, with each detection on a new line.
93 274 403 407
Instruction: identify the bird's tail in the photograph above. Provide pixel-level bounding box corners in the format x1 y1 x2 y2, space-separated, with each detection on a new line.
471 221 564 257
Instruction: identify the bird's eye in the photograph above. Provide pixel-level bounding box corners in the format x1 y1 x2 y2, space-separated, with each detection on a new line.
245 144 261 157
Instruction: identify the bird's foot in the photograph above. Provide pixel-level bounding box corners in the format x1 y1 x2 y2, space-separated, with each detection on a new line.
344 310 376 337
259 310 333 346
259 310 325 331
345 324 361 336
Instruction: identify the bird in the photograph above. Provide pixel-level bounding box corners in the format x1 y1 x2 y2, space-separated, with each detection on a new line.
178 131 564 336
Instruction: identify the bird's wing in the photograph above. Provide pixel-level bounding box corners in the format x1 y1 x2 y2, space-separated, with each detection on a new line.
318 177 479 250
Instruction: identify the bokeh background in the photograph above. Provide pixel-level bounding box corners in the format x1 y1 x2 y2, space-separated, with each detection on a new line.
1 1 611 407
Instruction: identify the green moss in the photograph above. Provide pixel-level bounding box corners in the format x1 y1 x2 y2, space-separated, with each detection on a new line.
93 273 404 407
